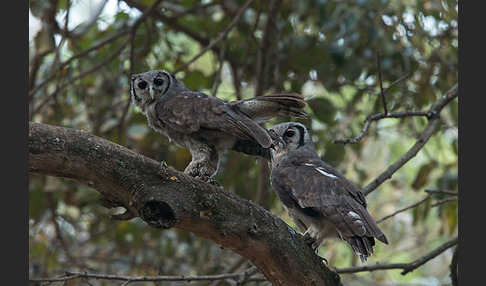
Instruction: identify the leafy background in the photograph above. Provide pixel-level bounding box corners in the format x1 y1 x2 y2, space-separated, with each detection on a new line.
29 0 458 285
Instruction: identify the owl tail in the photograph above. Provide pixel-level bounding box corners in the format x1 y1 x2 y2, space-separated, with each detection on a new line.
232 140 272 160
347 236 376 263
228 93 307 123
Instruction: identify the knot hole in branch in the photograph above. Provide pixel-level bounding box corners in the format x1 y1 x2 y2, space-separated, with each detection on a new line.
139 200 177 229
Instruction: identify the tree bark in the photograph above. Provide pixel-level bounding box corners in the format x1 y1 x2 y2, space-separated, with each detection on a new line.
29 121 341 286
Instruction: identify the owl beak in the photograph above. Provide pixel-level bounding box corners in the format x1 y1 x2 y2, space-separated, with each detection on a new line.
149 86 155 100
269 129 286 150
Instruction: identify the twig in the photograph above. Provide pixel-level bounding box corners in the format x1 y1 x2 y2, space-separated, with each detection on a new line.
377 194 431 224
29 268 267 284
376 50 388 115
333 110 430 144
30 36 132 118
378 188 458 224
29 0 162 112
362 83 458 195
430 197 458 208
45 192 84 269
212 35 228 96
335 237 458 275
173 0 254 74
425 189 458 196
255 0 282 96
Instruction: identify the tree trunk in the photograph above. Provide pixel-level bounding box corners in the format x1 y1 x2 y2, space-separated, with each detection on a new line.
29 121 341 286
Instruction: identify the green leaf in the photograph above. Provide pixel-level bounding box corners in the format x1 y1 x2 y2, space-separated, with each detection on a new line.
411 162 436 190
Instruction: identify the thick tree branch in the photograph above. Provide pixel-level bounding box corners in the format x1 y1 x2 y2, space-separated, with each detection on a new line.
29 122 341 286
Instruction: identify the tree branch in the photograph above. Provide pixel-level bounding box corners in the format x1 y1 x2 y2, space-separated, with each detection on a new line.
362 83 458 195
29 121 341 286
335 237 458 275
29 268 266 284
173 0 254 74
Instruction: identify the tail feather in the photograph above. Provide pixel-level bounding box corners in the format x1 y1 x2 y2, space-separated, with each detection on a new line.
228 93 307 123
348 236 376 263
232 140 272 160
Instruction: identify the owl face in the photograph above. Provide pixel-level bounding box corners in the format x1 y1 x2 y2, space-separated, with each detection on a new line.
270 122 316 162
131 70 173 113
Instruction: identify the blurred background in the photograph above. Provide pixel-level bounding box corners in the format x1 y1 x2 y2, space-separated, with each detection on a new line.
29 0 458 285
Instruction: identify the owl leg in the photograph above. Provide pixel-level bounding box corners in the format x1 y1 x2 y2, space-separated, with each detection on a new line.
303 226 330 265
184 145 220 182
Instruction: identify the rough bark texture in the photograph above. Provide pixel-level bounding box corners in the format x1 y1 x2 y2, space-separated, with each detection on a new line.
29 121 341 286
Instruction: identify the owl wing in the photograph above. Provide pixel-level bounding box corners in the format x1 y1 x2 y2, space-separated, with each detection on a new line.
155 91 273 148
271 157 388 244
228 93 307 123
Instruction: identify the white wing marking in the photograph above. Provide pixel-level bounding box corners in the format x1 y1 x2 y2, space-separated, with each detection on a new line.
314 167 338 179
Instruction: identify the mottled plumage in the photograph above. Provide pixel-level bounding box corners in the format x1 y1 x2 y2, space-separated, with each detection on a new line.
130 70 306 181
269 122 388 262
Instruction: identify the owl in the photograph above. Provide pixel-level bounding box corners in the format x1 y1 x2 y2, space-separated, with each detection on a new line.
269 122 388 262
130 70 306 182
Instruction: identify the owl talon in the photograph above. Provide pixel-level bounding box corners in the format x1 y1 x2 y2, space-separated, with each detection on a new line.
316 254 328 265
303 232 318 250
208 179 222 188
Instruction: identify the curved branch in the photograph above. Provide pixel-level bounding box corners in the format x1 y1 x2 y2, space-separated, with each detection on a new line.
28 122 341 286
362 83 458 195
335 237 458 275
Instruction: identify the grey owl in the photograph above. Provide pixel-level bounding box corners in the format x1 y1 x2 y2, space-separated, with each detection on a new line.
130 70 307 182
269 122 388 262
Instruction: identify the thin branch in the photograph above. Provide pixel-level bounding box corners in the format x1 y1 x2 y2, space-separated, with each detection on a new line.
255 0 282 96
362 83 458 195
430 197 458 208
377 187 458 224
29 27 131 99
46 192 84 269
173 0 254 74
212 35 228 96
377 194 431 224
376 50 388 115
335 237 458 275
30 36 132 118
333 110 430 144
29 269 267 284
29 0 162 109
425 189 458 196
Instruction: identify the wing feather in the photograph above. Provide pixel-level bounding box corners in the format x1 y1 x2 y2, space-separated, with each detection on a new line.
156 91 272 147
228 93 307 123
274 158 387 244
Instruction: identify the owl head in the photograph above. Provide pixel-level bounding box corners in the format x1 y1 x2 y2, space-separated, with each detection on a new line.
130 70 185 113
270 122 318 163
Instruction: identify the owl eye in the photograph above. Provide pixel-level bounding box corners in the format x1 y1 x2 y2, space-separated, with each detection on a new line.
154 78 164 86
138 81 147 89
284 129 295 138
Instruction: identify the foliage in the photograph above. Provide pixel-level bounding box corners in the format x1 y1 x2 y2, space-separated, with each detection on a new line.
29 0 457 285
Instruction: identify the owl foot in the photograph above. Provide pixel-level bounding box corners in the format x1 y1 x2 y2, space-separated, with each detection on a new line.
303 232 319 251
208 179 223 188
302 233 329 265
303 233 328 264
316 253 328 265
186 165 216 184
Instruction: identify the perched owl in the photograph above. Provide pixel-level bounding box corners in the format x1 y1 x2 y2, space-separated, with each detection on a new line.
269 122 388 262
130 70 307 182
